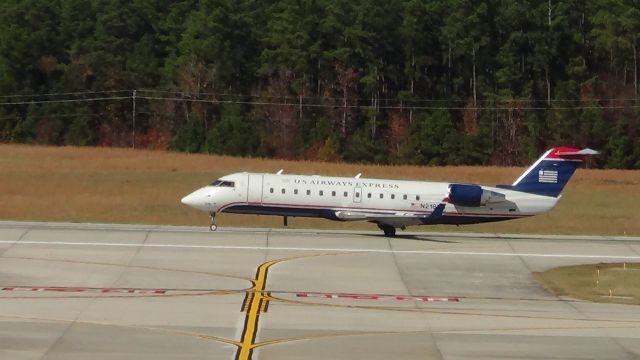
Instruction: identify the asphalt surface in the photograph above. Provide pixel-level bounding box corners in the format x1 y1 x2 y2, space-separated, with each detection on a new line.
1 221 640 359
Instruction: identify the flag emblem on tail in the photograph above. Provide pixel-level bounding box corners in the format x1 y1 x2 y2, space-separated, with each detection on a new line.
538 169 558 183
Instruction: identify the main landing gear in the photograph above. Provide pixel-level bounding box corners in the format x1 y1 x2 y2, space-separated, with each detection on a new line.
209 212 217 231
377 224 396 237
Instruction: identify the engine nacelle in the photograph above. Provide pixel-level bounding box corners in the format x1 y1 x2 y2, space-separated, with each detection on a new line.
448 184 506 207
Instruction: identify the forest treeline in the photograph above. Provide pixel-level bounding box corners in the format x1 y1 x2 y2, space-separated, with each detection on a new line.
1 0 639 168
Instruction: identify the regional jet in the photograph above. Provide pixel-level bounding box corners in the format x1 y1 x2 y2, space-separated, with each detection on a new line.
181 147 597 237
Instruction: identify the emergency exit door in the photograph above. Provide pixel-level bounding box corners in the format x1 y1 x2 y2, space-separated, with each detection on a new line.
353 187 362 203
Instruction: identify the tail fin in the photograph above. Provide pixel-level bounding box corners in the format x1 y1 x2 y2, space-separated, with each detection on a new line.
497 147 598 197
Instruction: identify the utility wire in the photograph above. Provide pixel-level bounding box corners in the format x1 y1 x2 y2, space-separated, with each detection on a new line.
2 89 640 104
0 96 131 105
134 89 640 103
1 91 639 110
0 90 133 98
133 95 640 110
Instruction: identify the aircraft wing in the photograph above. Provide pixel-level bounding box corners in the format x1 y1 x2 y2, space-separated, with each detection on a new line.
334 203 446 227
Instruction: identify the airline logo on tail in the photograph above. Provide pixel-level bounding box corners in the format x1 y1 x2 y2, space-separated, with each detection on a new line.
538 169 558 183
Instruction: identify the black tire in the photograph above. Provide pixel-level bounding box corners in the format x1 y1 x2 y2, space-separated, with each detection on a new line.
378 224 396 237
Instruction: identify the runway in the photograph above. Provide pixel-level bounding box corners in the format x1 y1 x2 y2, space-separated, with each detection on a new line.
1 221 640 359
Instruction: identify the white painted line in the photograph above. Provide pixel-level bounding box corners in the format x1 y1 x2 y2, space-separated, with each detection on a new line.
2 221 640 241
1 240 639 260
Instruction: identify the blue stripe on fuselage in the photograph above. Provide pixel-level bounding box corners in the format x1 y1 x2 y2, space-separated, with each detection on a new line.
222 205 339 220
222 205 521 225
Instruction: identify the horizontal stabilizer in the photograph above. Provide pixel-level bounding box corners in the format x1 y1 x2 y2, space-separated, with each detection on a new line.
542 147 599 161
556 148 599 156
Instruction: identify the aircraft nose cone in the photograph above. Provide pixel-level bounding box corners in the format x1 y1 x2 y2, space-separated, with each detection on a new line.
181 187 213 211
181 190 205 209
181 193 197 206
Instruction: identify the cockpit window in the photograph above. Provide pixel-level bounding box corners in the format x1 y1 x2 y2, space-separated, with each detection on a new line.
210 180 235 187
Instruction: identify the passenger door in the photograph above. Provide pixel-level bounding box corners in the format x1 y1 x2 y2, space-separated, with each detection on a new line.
247 174 263 204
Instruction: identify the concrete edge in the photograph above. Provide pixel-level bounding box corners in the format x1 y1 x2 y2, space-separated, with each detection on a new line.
1 220 639 242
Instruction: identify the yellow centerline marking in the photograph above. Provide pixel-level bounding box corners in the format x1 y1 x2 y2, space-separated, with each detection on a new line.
236 259 282 360
235 252 342 360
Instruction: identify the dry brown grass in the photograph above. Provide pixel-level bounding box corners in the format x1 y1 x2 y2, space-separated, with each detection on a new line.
1 144 639 235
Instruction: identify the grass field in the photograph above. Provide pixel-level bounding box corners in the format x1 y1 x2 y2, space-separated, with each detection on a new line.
1 144 639 235
534 263 640 305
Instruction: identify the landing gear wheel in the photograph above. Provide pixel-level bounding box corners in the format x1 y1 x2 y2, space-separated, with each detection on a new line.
377 224 396 237
209 212 217 232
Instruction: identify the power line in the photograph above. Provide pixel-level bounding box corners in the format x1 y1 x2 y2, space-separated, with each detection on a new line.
136 89 640 104
0 90 133 99
0 113 116 121
1 91 639 110
0 96 131 105
2 89 639 104
135 95 640 110
0 110 162 121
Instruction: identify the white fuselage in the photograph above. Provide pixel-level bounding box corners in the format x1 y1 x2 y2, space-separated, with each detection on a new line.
181 172 559 228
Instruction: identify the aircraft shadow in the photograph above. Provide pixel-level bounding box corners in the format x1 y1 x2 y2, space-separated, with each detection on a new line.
375 234 459 243
296 229 460 244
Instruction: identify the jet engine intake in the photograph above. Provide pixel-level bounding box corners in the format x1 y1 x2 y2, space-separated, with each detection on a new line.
448 184 506 207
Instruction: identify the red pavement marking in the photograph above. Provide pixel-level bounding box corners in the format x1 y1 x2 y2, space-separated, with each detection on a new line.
296 292 459 302
1 286 166 294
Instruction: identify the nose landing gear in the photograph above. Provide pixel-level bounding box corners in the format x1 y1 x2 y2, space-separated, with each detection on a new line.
209 212 217 231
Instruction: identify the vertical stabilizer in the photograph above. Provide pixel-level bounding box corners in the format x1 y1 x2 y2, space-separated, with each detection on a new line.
499 147 598 197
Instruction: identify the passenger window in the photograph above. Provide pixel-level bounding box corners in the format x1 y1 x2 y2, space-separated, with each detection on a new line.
391 194 395 199
319 190 323 196
403 194 407 200
281 188 285 194
356 192 360 198
332 191 336 196
367 193 372 198
270 188 274 193
379 194 384 199
306 190 311 195
343 191 348 197
416 195 420 201
294 189 298 195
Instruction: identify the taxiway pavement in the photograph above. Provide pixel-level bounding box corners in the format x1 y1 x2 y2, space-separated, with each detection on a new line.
1 221 640 359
